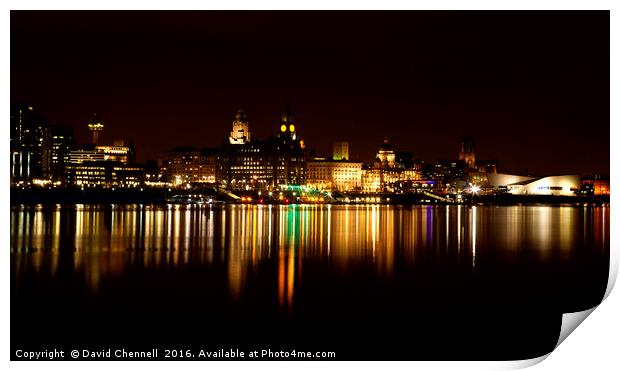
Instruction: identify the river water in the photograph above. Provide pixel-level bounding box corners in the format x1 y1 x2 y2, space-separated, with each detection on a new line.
11 204 610 360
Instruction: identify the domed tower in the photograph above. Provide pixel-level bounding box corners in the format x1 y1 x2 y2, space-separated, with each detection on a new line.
229 109 251 144
376 137 396 168
88 114 104 146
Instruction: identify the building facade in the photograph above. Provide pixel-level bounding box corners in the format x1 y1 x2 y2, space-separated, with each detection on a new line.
158 146 217 186
306 158 362 191
10 104 51 182
219 105 307 190
65 161 144 188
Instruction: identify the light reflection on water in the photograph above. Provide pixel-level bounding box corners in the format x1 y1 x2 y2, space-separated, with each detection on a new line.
11 204 609 308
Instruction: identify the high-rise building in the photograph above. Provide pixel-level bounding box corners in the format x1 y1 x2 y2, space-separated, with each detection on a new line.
10 104 51 182
88 114 104 146
333 141 349 161
459 137 476 169
229 109 251 144
48 125 75 181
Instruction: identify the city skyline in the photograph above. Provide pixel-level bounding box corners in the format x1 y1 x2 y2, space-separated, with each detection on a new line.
11 11 609 175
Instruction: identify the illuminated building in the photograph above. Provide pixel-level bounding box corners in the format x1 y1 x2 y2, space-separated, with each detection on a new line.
158 146 217 186
333 141 349 161
220 103 306 190
306 158 362 191
360 139 425 193
95 139 135 164
69 149 106 164
272 103 306 186
376 137 396 168
69 140 134 166
361 167 383 193
361 166 402 193
229 109 251 144
506 175 580 196
221 140 275 189
580 175 610 196
48 125 75 181
64 128 142 188
65 161 144 188
459 137 476 169
10 104 51 182
88 114 104 146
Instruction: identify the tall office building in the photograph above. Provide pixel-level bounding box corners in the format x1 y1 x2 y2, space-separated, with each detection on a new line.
49 125 75 181
10 103 51 181
333 141 349 161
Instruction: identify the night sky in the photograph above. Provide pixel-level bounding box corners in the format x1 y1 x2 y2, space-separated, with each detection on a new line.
11 11 609 175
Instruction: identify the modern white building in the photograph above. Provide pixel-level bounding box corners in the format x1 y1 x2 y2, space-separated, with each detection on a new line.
506 175 580 196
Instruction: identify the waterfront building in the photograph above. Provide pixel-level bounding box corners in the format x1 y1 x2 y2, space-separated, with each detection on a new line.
272 104 306 186
95 139 136 164
158 146 217 186
485 173 536 191
219 104 307 190
306 157 362 191
580 175 610 196
65 161 144 188
506 175 580 196
360 138 424 193
10 104 51 182
361 167 383 193
48 125 75 181
333 141 349 161
69 148 106 163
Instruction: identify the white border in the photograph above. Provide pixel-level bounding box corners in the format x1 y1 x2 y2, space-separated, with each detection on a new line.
4 2 617 370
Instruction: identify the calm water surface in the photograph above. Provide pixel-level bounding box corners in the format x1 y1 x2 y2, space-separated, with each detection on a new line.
11 204 610 359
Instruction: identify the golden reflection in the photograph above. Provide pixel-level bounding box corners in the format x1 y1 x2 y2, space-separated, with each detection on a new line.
471 206 477 270
457 205 462 255
11 204 609 301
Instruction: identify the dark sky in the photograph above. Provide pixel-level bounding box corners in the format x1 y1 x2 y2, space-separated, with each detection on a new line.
11 11 609 175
